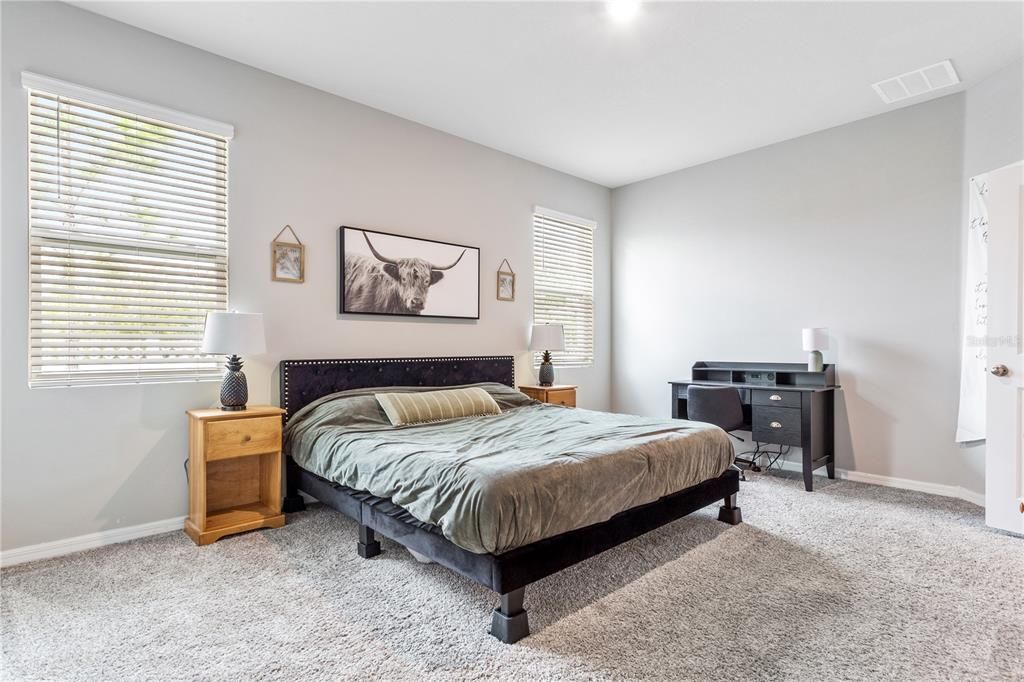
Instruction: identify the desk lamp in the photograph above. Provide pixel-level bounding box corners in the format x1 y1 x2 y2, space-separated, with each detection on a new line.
802 327 829 372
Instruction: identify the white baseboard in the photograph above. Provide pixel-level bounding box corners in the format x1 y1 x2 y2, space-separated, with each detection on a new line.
0 465 986 569
770 458 984 507
2 492 317 569
954 487 986 507
1 516 185 568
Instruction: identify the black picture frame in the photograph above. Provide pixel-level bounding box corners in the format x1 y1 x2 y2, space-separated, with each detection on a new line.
339 226 481 320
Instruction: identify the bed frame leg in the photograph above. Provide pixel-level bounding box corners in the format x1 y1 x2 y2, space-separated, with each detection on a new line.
718 493 742 525
357 525 381 558
490 587 530 644
281 456 306 513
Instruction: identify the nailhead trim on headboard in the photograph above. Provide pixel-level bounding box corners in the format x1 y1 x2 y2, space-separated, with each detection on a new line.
279 355 516 422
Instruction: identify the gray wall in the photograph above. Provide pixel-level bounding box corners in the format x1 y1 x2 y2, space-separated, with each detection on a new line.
964 60 1023 179
611 95 968 488
0 2 611 550
959 59 1024 494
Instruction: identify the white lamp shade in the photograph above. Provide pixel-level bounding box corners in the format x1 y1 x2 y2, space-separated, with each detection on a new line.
802 327 830 352
202 312 266 356
529 323 565 351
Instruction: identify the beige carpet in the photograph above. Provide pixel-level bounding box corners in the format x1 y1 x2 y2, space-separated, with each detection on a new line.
3 471 1022 681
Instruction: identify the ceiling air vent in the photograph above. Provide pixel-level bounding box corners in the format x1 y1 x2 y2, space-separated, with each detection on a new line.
872 60 960 104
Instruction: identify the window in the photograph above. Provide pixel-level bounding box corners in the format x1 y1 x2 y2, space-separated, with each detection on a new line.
532 208 595 367
25 73 233 387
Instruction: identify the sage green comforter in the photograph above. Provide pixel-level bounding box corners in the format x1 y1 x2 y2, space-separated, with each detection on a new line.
285 383 734 555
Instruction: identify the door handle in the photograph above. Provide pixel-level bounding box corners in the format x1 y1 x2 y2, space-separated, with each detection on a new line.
991 364 1010 377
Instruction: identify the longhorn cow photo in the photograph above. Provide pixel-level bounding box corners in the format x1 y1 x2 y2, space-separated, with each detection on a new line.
340 226 480 319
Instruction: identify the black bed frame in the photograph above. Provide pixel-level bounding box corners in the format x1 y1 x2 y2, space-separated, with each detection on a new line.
279 355 742 644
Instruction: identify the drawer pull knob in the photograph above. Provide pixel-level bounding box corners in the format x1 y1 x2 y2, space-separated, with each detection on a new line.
243 434 252 442
769 394 783 401
770 421 783 429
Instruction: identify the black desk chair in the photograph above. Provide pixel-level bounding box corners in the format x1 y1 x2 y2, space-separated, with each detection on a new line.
686 385 759 477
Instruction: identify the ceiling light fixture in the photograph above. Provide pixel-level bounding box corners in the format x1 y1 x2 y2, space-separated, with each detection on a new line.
606 0 641 24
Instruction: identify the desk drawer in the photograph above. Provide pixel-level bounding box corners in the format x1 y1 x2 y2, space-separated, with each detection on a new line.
751 390 801 408
206 416 281 461
752 406 802 446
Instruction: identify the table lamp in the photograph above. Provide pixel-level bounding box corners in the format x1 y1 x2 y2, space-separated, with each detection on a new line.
802 327 829 372
530 323 565 387
202 311 266 411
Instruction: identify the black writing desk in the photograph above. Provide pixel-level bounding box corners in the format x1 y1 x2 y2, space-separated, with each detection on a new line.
670 362 839 491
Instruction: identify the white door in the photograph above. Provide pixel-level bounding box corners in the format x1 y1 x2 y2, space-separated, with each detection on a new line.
985 161 1024 534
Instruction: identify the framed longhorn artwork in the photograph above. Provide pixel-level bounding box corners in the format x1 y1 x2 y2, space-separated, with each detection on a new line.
339 226 481 319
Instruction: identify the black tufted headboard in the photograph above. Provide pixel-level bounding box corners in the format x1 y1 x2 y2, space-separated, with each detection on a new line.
279 355 515 422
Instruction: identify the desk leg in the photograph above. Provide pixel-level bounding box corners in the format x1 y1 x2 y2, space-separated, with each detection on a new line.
825 391 836 480
802 447 814 492
799 391 837 492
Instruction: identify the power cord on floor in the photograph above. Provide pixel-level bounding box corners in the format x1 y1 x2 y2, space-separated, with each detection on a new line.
736 441 766 472
759 443 790 471
735 442 792 476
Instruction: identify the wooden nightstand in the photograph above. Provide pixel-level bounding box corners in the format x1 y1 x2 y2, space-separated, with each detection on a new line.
519 384 577 407
184 405 286 546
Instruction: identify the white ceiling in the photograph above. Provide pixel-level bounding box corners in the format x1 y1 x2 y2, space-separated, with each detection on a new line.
75 1 1023 188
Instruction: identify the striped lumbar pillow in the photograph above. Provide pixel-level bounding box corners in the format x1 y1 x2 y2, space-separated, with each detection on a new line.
375 387 501 426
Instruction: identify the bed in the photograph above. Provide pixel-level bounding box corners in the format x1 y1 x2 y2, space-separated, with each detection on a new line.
279 355 742 643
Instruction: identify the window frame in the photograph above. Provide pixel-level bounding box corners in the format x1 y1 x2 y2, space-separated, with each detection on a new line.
532 206 596 369
23 73 234 388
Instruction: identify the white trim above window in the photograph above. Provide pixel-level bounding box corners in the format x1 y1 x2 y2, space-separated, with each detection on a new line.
532 208 595 368
25 81 230 388
21 72 235 140
533 205 597 230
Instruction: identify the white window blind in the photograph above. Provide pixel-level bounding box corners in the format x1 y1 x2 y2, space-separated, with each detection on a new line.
27 86 229 387
533 209 595 367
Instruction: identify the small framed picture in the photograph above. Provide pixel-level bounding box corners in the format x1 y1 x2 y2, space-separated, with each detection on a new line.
271 225 305 283
497 259 515 301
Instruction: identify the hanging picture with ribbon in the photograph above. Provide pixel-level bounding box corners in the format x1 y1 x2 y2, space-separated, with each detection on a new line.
497 258 515 301
271 225 304 283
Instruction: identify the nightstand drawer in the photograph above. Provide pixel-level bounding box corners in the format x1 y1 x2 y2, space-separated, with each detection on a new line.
205 415 281 461
547 389 576 407
752 406 802 446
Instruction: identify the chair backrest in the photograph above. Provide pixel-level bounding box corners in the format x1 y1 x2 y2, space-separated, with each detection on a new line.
686 385 744 432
